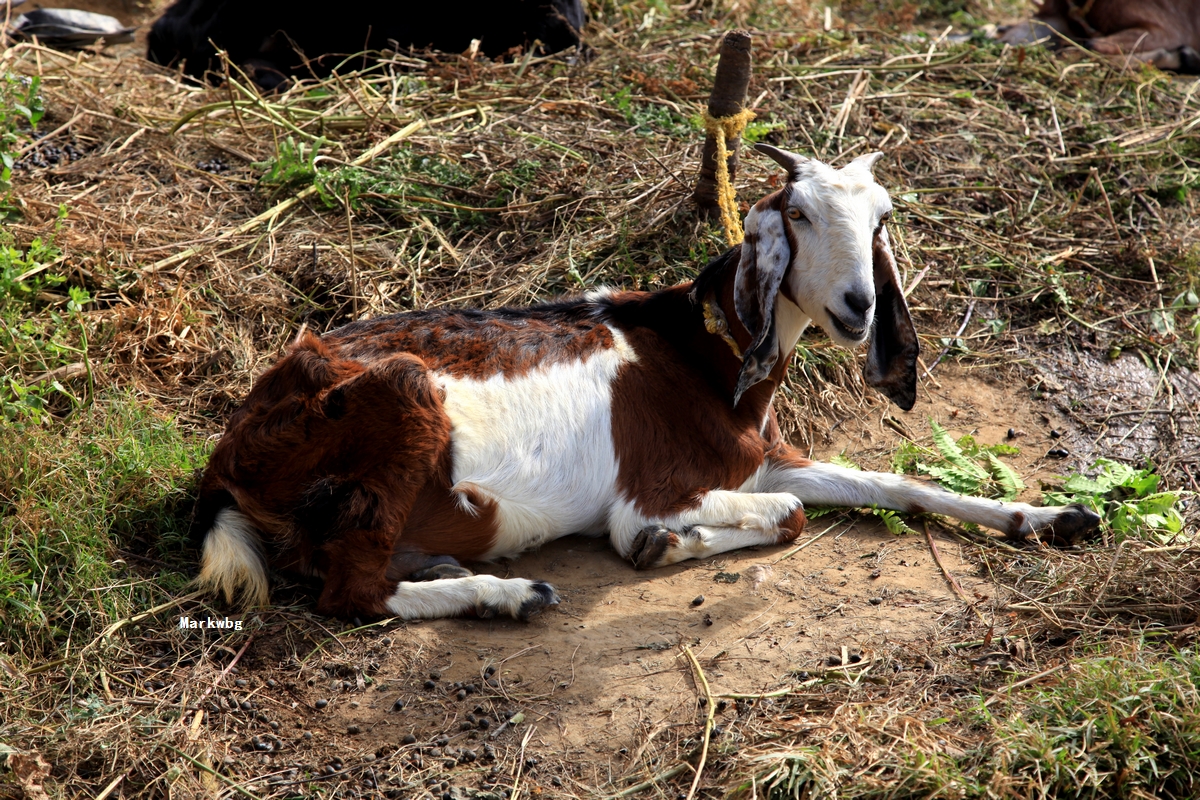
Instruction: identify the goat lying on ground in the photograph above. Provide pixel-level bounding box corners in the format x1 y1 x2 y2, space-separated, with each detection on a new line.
192 144 1101 621
1000 0 1200 72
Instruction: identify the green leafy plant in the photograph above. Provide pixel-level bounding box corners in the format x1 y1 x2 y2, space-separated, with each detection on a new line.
0 206 90 424
0 229 64 306
895 419 1025 501
742 119 786 144
608 85 690 136
255 134 321 194
1 73 44 216
1042 458 1188 543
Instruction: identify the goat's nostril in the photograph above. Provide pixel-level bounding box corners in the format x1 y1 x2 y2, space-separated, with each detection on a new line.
844 290 873 317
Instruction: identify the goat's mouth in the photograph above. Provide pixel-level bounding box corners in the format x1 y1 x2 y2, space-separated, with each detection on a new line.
825 309 868 343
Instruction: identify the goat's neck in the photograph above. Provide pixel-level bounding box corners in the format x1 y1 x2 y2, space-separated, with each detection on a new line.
774 295 811 360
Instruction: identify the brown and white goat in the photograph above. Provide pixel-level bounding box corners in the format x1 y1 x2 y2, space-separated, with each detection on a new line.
192 144 1100 621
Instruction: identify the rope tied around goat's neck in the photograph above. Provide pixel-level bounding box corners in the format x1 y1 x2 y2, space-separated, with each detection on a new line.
702 297 743 359
702 107 756 247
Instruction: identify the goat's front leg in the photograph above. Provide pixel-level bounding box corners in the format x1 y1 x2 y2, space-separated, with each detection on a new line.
610 490 806 569
757 450 1100 545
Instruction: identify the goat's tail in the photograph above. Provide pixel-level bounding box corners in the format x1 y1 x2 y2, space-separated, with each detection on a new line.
194 506 270 608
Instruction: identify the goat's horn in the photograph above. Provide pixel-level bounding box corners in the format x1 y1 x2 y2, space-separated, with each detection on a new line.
848 151 885 172
753 143 808 179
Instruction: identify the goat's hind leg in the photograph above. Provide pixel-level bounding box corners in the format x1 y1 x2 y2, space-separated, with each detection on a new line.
761 454 1100 545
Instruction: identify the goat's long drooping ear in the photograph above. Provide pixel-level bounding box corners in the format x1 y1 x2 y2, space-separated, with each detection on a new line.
754 142 808 181
732 190 791 406
864 225 919 410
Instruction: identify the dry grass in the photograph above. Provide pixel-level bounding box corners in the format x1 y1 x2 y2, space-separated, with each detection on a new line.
2 0 1200 796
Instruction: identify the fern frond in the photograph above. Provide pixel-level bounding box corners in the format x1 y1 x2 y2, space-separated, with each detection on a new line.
920 463 984 495
986 453 1026 501
870 507 917 536
831 453 862 471
929 421 987 479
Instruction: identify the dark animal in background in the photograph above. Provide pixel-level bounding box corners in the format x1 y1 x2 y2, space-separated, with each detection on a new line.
190 144 1101 623
1001 0 1200 72
147 0 586 89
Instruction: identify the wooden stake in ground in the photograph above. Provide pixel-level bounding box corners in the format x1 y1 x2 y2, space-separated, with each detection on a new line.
693 30 753 234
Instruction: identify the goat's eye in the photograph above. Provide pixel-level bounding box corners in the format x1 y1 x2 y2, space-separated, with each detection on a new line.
880 212 892 223
786 207 806 221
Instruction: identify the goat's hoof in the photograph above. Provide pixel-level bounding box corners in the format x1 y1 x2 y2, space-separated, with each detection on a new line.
1037 503 1102 547
516 581 560 621
628 526 675 570
474 580 559 621
410 563 473 581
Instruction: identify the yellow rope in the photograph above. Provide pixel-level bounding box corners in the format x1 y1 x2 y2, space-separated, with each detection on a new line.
703 297 742 359
702 107 756 246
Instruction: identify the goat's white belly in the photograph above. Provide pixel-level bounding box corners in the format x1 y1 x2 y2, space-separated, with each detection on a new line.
435 334 635 559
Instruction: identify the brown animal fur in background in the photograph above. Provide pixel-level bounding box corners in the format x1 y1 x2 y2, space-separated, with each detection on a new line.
1001 0 1200 72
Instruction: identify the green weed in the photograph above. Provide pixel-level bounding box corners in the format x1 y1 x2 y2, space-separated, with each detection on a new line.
895 420 1025 501
256 138 505 232
0 207 95 425
743 118 786 144
0 72 44 217
608 85 690 137
254 134 320 195
977 649 1200 799
1042 458 1189 543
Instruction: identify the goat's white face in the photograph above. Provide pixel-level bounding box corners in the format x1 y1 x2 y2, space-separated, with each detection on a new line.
778 156 893 346
732 144 919 410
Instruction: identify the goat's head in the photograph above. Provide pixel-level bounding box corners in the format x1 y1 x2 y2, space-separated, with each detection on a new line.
733 143 919 410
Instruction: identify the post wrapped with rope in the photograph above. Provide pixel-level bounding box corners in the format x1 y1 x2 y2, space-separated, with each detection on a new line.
692 30 754 246
701 107 755 244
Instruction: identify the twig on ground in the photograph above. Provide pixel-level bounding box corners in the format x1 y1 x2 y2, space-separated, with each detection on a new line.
510 724 537 799
682 645 716 800
924 523 986 624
